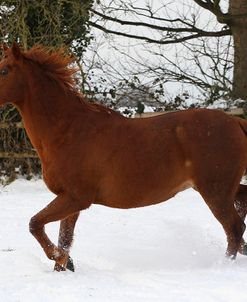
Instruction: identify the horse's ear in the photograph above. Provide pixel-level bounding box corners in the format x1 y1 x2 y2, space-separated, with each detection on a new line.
11 42 22 60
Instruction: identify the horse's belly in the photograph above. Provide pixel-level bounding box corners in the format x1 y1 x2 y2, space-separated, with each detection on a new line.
96 179 194 209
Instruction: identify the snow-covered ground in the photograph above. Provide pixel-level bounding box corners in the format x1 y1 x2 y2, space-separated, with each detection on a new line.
0 179 247 302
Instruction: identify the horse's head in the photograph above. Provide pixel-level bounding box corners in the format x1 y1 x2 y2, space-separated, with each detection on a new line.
0 43 26 106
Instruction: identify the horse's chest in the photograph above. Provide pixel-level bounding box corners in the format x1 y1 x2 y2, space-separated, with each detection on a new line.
41 156 66 194
42 166 62 195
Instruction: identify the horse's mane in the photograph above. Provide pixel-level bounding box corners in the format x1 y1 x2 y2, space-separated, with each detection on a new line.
23 46 117 115
24 46 77 91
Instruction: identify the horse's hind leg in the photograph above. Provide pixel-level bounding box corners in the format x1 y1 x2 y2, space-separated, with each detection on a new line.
235 184 247 221
54 212 80 272
199 191 246 259
235 184 247 255
218 205 245 259
209 202 245 259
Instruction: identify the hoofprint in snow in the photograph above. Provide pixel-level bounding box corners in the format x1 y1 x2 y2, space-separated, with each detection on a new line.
0 179 246 302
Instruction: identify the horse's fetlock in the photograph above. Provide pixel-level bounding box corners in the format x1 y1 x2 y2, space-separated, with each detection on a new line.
47 246 67 262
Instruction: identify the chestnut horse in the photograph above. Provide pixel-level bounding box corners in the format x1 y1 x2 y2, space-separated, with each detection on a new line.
1 44 247 272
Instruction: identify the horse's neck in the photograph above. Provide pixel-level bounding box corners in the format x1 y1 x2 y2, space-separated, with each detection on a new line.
17 81 85 154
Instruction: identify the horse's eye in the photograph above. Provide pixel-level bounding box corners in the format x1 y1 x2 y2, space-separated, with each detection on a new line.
0 67 8 76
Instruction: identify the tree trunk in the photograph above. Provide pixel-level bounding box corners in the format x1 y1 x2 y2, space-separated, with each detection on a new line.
229 0 247 100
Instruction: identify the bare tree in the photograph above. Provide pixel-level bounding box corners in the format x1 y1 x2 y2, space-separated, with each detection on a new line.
88 0 247 101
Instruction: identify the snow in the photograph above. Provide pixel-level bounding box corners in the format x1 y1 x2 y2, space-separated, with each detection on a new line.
0 178 247 301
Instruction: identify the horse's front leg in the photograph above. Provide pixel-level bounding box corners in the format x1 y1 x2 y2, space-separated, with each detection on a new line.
29 194 81 271
54 212 80 272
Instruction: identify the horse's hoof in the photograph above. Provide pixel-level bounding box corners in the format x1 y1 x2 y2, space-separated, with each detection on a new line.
54 256 75 272
66 256 75 272
54 262 66 272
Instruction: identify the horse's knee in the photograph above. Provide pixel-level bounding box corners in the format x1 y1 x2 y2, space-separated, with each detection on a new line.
29 216 42 235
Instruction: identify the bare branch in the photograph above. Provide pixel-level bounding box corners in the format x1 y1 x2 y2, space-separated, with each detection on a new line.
91 8 202 32
89 20 231 44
